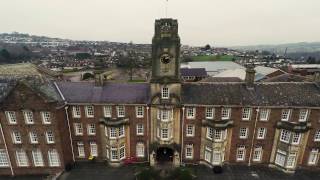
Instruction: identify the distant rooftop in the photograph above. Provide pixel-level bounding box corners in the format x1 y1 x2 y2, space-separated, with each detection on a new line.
0 63 60 80
181 61 244 76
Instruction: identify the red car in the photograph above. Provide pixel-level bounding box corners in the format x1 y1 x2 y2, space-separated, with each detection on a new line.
123 156 138 165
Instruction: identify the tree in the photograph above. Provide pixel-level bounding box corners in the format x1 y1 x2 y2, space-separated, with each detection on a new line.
204 44 211 50
0 49 10 59
307 56 316 64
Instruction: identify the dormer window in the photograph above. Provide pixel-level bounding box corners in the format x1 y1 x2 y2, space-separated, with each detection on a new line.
161 87 169 99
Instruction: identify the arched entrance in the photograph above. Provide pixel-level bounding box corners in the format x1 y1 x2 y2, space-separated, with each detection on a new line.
156 147 174 162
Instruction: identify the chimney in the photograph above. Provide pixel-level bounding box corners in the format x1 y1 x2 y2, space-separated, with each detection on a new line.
245 64 255 87
94 70 104 86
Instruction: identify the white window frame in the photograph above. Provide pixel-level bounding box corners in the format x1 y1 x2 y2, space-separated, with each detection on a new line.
5 111 17 124
103 106 112 118
221 108 231 120
275 149 286 167
46 131 55 144
32 149 44 167
12 131 22 144
136 143 145 158
23 110 34 124
239 127 248 139
298 109 309 122
292 133 301 145
160 109 170 122
110 147 118 161
16 149 29 167
186 124 195 137
0 149 9 167
29 132 38 144
314 130 320 142
90 142 98 157
77 142 85 158
252 146 262 162
205 107 214 119
280 129 291 143
85 105 94 118
87 124 96 136
204 146 212 162
119 144 125 160
136 106 144 118
136 124 144 136
206 127 214 140
214 129 223 142
242 107 252 120
41 111 51 124
236 145 246 161
257 127 266 139
259 109 270 121
308 149 319 165
186 107 195 119
74 123 83 136
281 109 291 121
185 144 193 159
72 106 81 118
110 127 117 139
286 152 297 168
48 149 60 167
161 128 169 140
119 126 125 138
161 87 169 99
117 106 125 118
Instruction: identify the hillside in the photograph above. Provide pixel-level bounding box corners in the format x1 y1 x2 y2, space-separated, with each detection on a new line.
232 42 320 54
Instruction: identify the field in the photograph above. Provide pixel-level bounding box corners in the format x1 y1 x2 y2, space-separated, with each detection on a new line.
191 55 234 62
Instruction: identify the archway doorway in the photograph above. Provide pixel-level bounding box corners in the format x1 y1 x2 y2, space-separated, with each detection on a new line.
156 147 174 162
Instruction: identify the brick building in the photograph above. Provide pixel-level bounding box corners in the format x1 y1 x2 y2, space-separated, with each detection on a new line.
0 18 320 177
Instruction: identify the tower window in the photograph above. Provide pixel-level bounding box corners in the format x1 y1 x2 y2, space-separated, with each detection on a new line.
161 87 169 99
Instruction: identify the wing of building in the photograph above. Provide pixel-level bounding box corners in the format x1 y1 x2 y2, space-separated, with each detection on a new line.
0 19 320 177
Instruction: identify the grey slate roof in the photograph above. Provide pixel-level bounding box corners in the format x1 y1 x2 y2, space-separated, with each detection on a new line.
180 68 207 77
56 82 150 104
182 82 320 107
200 77 243 82
0 79 62 103
263 74 308 82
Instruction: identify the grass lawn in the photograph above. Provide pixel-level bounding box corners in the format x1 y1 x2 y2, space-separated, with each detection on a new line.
191 55 234 62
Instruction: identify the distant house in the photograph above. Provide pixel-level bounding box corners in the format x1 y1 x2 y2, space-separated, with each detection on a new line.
180 68 207 82
289 64 320 76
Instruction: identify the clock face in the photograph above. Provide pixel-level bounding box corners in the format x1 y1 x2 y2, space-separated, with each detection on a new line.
160 54 171 64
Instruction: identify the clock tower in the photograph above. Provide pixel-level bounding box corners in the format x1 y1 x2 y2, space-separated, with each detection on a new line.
149 19 182 167
151 18 181 82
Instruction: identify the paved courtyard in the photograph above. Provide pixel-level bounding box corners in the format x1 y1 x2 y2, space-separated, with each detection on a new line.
58 162 320 180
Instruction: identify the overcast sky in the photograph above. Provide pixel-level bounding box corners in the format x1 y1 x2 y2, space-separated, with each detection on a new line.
1 0 320 46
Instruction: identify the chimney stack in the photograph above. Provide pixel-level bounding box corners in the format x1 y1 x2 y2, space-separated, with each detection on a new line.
94 70 104 86
245 64 255 87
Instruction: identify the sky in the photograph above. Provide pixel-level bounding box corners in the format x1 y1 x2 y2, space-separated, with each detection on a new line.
0 0 320 46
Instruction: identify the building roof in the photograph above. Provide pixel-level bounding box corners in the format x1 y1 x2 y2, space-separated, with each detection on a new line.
180 68 207 77
56 82 150 104
180 61 244 76
0 63 60 81
200 77 243 82
181 82 320 107
263 74 309 82
213 66 284 81
0 79 62 103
